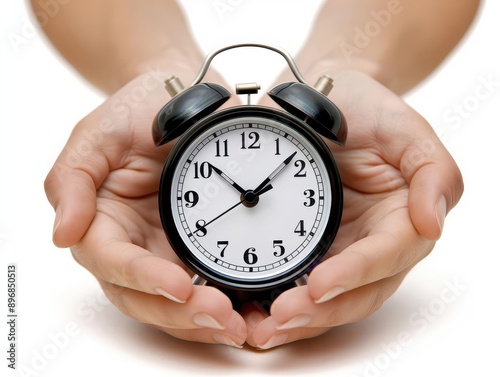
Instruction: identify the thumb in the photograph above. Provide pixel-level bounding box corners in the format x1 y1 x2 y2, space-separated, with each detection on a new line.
402 135 464 240
44 124 110 248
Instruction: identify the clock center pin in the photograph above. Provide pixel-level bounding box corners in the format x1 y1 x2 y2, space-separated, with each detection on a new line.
241 190 259 208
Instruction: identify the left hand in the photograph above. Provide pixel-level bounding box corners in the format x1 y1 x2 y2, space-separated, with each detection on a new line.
245 70 464 349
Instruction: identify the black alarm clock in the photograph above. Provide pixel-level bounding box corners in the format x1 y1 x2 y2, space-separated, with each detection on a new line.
152 43 347 292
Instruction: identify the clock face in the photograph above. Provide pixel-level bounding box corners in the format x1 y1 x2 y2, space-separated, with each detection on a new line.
159 107 342 290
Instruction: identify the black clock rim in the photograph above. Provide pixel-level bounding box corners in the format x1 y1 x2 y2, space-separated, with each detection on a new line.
158 106 343 291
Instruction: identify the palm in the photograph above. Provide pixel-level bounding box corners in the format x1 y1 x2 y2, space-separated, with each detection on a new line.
327 81 412 258
85 83 179 263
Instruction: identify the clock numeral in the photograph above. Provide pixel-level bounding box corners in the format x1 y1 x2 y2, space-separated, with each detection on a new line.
293 160 307 177
240 131 261 149
184 190 199 208
274 138 281 155
303 189 316 207
294 220 306 237
273 240 285 257
217 240 229 257
195 219 207 237
193 161 212 179
243 247 258 265
215 139 229 157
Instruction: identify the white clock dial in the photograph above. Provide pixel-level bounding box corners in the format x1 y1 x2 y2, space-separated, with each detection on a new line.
163 112 338 288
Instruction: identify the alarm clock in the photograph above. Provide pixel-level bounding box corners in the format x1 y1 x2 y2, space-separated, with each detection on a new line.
152 43 347 292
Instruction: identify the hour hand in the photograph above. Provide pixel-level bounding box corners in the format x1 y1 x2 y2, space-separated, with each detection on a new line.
209 163 246 195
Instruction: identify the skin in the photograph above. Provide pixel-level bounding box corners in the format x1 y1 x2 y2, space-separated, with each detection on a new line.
33 0 477 348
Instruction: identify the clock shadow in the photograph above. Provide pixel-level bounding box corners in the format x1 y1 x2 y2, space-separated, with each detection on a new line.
89 287 420 375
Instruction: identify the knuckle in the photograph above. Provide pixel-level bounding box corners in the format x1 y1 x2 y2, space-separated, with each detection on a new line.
391 233 434 274
70 243 94 270
100 256 182 328
326 277 403 327
121 253 152 287
390 239 417 273
362 287 388 319
347 249 373 284
326 304 346 326
100 280 139 321
451 164 465 204
70 242 106 281
362 277 402 320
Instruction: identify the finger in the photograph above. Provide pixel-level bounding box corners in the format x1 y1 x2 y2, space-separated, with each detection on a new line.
406 152 464 240
44 115 114 247
374 104 463 240
45 159 106 248
395 126 464 240
43 73 169 248
245 293 328 349
240 301 269 346
331 71 463 240
155 312 246 348
307 206 433 304
252 274 405 349
102 283 246 347
279 277 403 328
72 211 193 303
248 313 329 349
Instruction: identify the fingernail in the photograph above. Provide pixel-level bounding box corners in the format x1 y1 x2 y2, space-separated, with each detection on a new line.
315 286 345 304
212 333 243 348
435 195 447 234
257 333 288 350
192 313 225 330
276 315 311 330
53 206 62 237
154 287 186 304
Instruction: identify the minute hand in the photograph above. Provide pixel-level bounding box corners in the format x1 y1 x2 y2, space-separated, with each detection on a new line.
253 151 297 193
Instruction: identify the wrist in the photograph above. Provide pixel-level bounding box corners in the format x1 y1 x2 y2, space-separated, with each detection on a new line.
300 55 387 88
119 46 203 91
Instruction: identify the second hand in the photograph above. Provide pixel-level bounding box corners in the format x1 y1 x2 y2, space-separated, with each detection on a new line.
194 184 273 236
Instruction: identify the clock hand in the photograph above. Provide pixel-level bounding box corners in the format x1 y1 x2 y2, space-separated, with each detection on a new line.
194 184 273 236
208 163 246 195
253 151 297 194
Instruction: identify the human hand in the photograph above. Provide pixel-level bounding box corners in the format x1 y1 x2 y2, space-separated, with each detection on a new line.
245 70 464 349
45 60 463 350
44 62 248 347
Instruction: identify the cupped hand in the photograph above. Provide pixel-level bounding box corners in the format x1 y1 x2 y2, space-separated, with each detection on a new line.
246 70 464 349
44 68 247 347
45 63 463 350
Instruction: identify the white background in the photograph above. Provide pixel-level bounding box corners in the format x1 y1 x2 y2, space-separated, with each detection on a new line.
1 1 499 376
